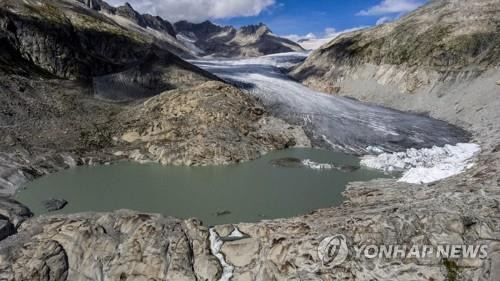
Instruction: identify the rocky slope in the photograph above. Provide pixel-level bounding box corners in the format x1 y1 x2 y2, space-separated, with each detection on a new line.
92 47 220 101
117 81 310 166
174 21 305 57
0 0 213 82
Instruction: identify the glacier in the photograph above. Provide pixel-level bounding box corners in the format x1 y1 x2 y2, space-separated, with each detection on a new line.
361 143 480 184
191 52 469 155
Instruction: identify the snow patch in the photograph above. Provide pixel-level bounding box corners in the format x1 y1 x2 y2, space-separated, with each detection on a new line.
228 227 246 238
366 146 385 155
209 228 233 281
61 154 77 168
301 159 335 170
176 33 205 55
209 227 246 281
361 143 480 184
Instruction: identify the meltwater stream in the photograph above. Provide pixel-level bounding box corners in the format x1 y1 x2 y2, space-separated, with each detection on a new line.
16 149 391 225
191 52 469 154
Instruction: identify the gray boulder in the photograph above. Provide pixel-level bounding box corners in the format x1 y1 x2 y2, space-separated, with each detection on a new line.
42 198 68 212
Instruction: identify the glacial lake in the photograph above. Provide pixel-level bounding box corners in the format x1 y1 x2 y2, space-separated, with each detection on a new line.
16 149 392 225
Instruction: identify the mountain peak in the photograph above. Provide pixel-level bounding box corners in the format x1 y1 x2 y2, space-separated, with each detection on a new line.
239 23 271 36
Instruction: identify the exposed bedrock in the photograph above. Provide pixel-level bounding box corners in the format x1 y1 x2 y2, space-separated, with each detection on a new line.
117 81 311 166
0 9 137 80
0 211 221 281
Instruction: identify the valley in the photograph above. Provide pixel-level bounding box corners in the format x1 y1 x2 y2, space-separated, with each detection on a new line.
0 0 499 280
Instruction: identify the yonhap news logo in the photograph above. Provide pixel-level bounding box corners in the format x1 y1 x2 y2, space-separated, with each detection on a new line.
317 234 349 267
318 234 488 267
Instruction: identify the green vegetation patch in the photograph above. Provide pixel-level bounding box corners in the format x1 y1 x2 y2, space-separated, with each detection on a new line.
70 13 149 44
443 259 460 281
22 2 68 24
323 19 499 70
21 2 148 44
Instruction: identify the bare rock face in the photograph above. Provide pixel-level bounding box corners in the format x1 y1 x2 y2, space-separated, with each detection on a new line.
0 220 14 241
0 150 79 197
42 198 68 212
0 211 221 281
9 240 69 281
118 81 311 166
0 196 33 227
0 0 198 80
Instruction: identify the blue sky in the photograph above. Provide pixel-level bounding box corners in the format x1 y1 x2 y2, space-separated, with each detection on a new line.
217 1 381 36
216 0 426 38
109 0 426 39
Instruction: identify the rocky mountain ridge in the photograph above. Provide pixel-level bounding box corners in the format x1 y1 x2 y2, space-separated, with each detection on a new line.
174 20 305 57
76 0 177 37
0 0 196 80
291 0 499 95
77 0 304 58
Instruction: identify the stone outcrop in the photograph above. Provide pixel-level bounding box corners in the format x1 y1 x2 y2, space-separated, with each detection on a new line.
0 150 79 197
42 198 68 212
0 211 221 281
118 81 311 166
0 197 32 228
174 21 305 57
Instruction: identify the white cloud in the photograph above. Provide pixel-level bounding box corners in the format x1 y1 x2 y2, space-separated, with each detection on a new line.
357 0 425 16
284 33 316 42
323 27 337 37
286 26 367 50
376 16 393 25
106 0 276 23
